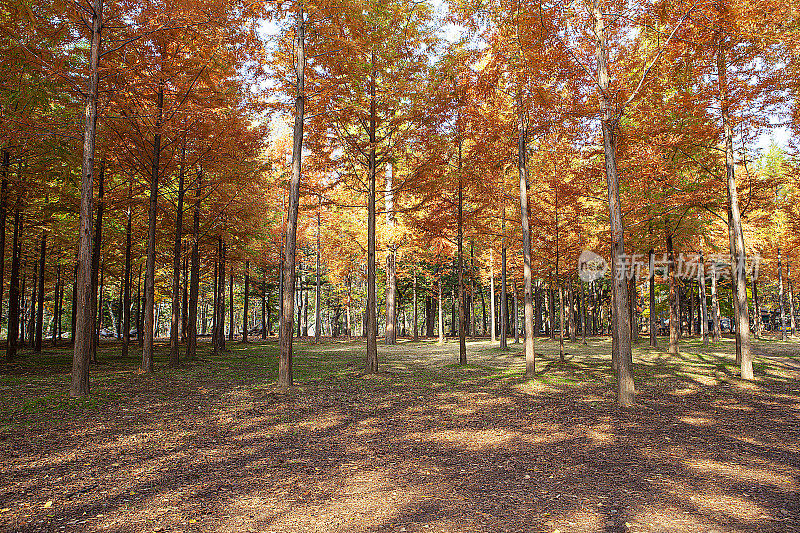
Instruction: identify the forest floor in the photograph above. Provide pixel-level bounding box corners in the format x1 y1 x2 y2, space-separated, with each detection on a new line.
1 334 800 533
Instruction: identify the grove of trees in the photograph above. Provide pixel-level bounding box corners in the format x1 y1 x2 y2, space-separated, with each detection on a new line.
2 0 800 407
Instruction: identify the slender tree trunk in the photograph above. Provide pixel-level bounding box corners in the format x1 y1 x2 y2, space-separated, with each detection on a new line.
27 263 36 348
71 0 103 396
181 253 188 342
559 283 565 361
0 151 7 339
581 281 588 344
413 272 418 341
169 142 186 366
752 275 760 338
500 235 508 351
262 274 268 338
142 82 164 374
278 8 305 386
700 253 708 345
457 138 466 365
240 262 248 342
437 268 444 345
385 163 397 346
711 263 722 341
186 175 201 360
717 37 752 379
649 249 657 347
52 261 61 346
229 272 234 341
779 247 786 340
34 232 46 353
122 195 132 358
667 234 679 355
365 53 379 373
136 263 143 348
569 278 577 342
593 0 633 406
788 262 796 336
490 250 496 343
89 161 104 363
212 259 219 353
518 101 535 378
218 238 227 353
6 207 20 361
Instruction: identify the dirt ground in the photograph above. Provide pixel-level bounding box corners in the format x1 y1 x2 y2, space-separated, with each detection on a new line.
1 334 799 533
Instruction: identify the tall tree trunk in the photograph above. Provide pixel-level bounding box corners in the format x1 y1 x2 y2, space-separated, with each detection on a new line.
278 7 305 386
649 249 657 347
186 174 201 361
71 0 103 397
667 234 679 355
217 238 227 353
569 278 577 342
122 193 132 358
262 274 268 338
229 272 234 341
437 268 444 345
779 247 786 341
52 261 61 346
700 252 709 345
711 263 722 341
514 282 520 343
751 275 760 338
559 283 565 361
313 202 321 343
0 151 7 339
181 253 188 342
29 262 37 348
500 230 508 350
490 249 496 343
34 232 46 353
534 281 542 338
169 140 186 367
518 101 535 378
457 138 466 365
89 161 104 363
717 36 752 379
385 163 397 345
6 207 20 361
243 261 250 342
137 263 143 348
212 259 219 353
142 81 164 374
365 53 379 373
413 271 418 341
593 0 633 406
788 263 796 336
581 280 587 344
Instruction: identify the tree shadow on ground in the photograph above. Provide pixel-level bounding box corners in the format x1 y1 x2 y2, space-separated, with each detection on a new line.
1 337 799 532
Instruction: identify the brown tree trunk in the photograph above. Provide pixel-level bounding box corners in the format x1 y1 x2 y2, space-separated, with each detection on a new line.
490 250 496 343
137 263 143 348
700 252 709 344
278 7 304 386
71 0 103 396
243 261 250 342
365 52 378 373
667 234 679 355
6 207 20 361
315 201 321 343
52 261 61 346
122 193 132 358
218 239 226 353
142 81 164 374
649 249 657 347
788 262 796 336
413 271 418 341
169 140 186 367
752 275 760 338
457 136 466 365
89 161 104 363
437 268 444 344
229 272 234 341
518 101 535 378
500 234 508 351
593 0 633 406
717 37 752 379
186 174 201 361
779 247 786 340
34 232 46 353
0 151 7 338
385 163 397 346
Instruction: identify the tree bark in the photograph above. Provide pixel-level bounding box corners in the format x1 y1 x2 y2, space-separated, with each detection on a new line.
385 163 397 345
788 262 796 336
0 151 7 338
142 81 164 374
413 271 418 341
6 207 20 362
169 140 186 367
365 52 379 373
52 261 61 346
500 233 508 351
490 249 496 343
186 174 201 360
71 0 103 396
711 263 722 341
122 191 132 358
229 272 234 341
593 0 633 406
457 137 466 365
243 261 250 342
649 249 657 347
700 253 708 345
717 36 752 379
89 161 104 363
34 232 46 353
779 247 786 340
751 275 760 338
278 7 305 386
667 234 679 355
518 100 535 378
437 268 444 345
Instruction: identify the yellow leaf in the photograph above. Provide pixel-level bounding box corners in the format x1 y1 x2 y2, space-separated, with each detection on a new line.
43 501 53 509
